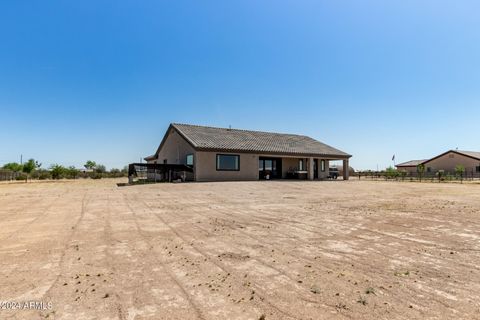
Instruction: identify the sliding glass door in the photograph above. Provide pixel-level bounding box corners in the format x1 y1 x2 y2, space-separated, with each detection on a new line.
259 157 282 179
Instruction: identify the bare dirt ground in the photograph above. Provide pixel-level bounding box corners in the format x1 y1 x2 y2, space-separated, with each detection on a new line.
1 179 479 320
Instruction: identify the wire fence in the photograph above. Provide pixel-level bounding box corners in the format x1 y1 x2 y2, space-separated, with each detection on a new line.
0 170 22 181
355 171 480 182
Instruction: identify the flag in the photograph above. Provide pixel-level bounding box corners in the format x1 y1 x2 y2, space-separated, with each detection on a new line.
392 155 395 161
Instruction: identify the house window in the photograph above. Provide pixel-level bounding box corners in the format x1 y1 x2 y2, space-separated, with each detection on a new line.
321 160 326 172
298 159 304 171
476 166 480 172
163 159 167 164
427 167 432 173
186 154 194 166
216 154 240 171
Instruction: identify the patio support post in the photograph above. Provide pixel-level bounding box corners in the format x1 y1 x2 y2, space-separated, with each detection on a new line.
308 157 314 180
343 159 350 180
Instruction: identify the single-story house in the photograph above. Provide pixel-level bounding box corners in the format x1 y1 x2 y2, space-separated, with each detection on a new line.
144 123 352 182
395 159 428 175
396 150 480 176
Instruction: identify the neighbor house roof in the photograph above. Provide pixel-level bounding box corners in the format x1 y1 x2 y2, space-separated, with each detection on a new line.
396 160 427 167
454 150 480 160
396 150 480 168
148 123 351 160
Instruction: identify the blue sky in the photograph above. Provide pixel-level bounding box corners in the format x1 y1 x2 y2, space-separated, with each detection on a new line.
1 1 479 170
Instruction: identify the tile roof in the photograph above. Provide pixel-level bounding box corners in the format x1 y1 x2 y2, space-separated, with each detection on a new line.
455 150 480 160
396 159 427 167
172 123 351 158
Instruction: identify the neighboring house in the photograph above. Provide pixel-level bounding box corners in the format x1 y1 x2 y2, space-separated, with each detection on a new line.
395 159 428 175
396 150 480 176
145 123 352 182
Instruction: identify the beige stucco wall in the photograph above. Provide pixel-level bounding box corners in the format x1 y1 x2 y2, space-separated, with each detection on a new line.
195 153 333 181
397 166 418 175
195 152 259 182
282 157 299 178
424 152 480 174
149 128 196 165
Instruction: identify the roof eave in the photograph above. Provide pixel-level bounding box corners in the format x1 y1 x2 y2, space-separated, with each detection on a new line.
195 147 351 159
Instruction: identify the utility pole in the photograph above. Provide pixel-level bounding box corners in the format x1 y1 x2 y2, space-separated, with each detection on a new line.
20 154 23 164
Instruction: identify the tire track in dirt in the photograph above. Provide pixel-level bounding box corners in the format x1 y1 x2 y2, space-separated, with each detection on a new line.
198 205 476 310
121 192 207 320
148 202 431 316
104 194 127 320
147 190 466 316
132 193 338 320
201 202 480 273
0 187 73 243
39 192 89 306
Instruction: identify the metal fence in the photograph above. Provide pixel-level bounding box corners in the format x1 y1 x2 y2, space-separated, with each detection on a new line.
0 170 21 181
128 163 194 183
355 171 480 182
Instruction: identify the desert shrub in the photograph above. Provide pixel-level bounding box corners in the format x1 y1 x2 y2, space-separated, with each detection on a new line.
15 174 27 181
65 166 80 179
90 173 103 179
50 164 66 179
95 164 107 174
32 169 51 180
385 167 399 179
38 172 51 180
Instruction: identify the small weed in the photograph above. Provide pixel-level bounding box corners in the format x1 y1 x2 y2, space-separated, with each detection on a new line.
357 296 368 306
335 302 348 310
310 287 320 294
365 287 375 295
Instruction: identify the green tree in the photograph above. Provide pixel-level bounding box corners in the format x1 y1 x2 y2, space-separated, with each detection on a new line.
455 165 465 183
3 162 23 172
109 168 121 178
66 166 79 179
84 160 96 170
22 159 41 182
385 166 399 179
95 164 106 174
417 164 425 182
50 164 66 179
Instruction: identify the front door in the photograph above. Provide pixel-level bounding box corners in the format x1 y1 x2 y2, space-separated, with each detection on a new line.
314 159 319 179
259 157 282 179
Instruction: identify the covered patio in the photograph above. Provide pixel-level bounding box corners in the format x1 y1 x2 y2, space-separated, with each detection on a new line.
258 155 350 181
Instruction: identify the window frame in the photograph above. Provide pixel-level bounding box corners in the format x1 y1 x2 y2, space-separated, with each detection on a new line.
186 154 194 166
216 154 240 171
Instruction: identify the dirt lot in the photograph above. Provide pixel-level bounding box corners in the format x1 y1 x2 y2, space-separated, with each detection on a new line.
0 179 479 320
